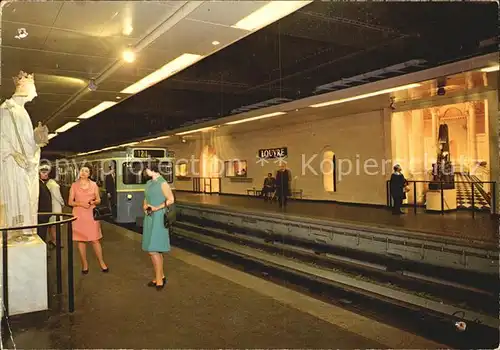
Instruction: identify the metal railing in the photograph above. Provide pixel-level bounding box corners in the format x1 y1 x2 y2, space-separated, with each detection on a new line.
192 177 221 194
1 213 76 319
386 180 497 217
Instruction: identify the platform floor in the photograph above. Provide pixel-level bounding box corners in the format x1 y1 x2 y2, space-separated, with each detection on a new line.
7 222 441 349
176 192 498 244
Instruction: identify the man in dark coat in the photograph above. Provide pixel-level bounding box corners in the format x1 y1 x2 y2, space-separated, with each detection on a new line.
105 166 117 217
275 164 291 208
261 173 276 201
389 164 407 215
38 165 52 242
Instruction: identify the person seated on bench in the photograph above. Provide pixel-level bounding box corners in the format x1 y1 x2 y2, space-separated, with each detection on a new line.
261 173 276 201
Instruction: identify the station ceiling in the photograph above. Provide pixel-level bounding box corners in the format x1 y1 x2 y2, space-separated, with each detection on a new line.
1 1 497 155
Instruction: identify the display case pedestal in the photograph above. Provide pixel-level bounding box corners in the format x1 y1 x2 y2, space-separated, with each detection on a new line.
1 235 48 316
426 189 457 211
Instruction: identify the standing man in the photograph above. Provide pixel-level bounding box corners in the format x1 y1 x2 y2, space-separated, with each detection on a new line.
275 164 291 208
105 166 117 218
390 164 408 215
38 165 52 242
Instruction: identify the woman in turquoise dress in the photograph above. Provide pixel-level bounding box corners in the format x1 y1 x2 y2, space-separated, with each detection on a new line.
142 162 175 290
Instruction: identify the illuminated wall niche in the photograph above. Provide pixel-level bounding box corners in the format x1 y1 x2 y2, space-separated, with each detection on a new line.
322 150 337 192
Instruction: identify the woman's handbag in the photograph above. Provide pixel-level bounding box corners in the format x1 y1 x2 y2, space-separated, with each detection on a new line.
164 203 177 228
93 202 112 221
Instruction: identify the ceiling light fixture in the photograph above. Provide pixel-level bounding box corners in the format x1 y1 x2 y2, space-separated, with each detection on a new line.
225 111 286 125
212 40 220 46
480 65 499 73
176 126 216 136
88 79 98 91
232 1 312 31
77 101 118 120
14 27 28 39
121 53 203 94
55 121 79 133
122 49 136 63
309 83 422 108
123 25 133 36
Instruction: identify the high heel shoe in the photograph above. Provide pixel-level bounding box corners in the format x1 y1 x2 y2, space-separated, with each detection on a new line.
147 277 166 287
82 269 89 275
101 267 109 273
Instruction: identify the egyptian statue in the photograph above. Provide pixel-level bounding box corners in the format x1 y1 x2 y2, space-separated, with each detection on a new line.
430 123 455 190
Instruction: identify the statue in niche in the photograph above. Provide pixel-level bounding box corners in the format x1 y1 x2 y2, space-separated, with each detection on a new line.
0 71 49 240
429 123 455 190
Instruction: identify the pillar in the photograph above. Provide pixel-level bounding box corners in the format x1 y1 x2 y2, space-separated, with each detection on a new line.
431 108 439 159
466 101 478 172
391 111 409 169
411 109 425 203
403 111 412 173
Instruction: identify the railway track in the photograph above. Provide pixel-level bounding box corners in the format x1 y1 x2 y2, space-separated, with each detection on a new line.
123 220 499 349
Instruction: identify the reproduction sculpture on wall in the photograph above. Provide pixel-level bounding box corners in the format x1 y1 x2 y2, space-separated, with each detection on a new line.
0 71 49 240
429 123 455 190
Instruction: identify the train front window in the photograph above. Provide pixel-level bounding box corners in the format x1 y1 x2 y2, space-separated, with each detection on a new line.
122 162 147 184
122 161 173 184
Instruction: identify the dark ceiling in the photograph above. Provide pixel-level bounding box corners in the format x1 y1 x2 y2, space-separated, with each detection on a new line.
44 1 498 153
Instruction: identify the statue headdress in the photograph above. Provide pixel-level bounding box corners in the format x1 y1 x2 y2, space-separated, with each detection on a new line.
12 71 34 87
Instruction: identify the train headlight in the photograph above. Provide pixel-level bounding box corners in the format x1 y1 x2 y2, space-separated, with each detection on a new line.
127 194 133 200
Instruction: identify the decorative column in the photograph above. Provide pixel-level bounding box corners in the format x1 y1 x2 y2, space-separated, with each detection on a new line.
391 112 409 169
411 109 425 203
466 101 478 172
431 108 440 159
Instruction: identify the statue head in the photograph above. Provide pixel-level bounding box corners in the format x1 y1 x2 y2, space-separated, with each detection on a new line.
12 71 37 102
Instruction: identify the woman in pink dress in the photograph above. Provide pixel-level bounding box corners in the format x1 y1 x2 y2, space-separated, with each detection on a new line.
68 166 108 274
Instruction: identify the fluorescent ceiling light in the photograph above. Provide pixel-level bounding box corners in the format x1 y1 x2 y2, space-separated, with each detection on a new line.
48 133 57 140
55 121 79 133
480 65 499 73
232 1 312 31
121 53 203 94
101 146 119 151
176 127 216 136
225 112 286 125
309 83 422 108
78 101 118 120
119 142 139 147
141 135 170 143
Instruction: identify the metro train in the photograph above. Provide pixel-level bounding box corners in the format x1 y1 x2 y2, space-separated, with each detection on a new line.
57 147 175 226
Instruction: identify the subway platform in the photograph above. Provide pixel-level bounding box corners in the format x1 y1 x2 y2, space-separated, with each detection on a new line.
175 192 498 246
6 221 442 349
